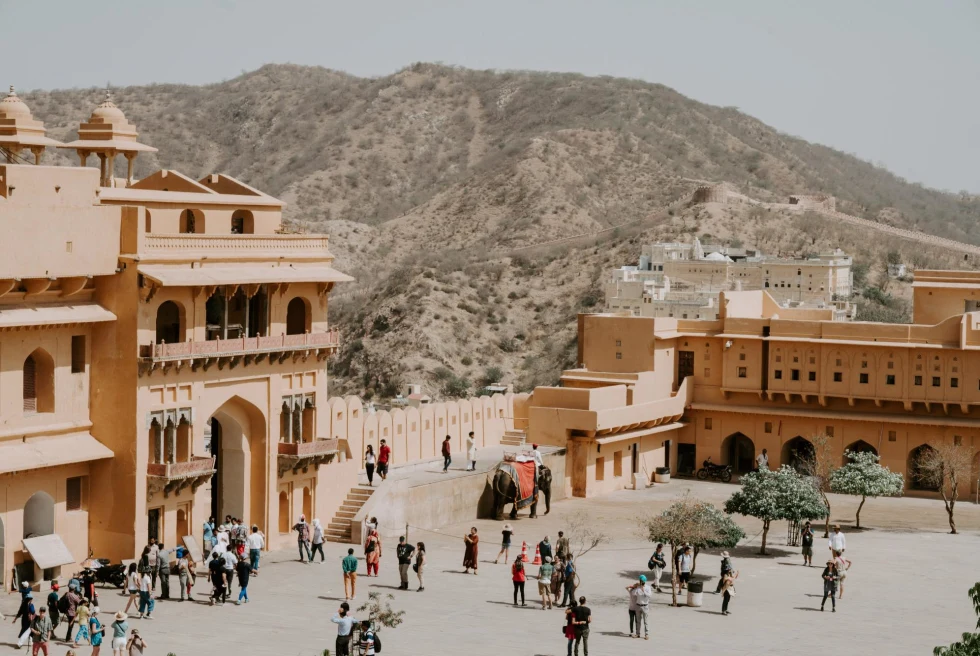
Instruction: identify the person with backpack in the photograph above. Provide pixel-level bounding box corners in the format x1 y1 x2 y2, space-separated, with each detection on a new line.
45 583 61 631
715 551 734 593
358 619 378 655
512 554 527 606
648 544 667 593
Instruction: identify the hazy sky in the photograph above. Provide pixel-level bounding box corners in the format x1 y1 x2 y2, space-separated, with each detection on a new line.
5 0 978 192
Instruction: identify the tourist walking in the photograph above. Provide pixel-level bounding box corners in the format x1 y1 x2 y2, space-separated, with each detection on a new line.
358 620 376 656
208 552 226 606
720 569 738 616
109 612 128 656
74 600 91 647
332 603 356 656
235 552 252 604
311 519 326 562
293 515 313 563
466 431 477 471
829 525 847 554
365 444 377 486
414 542 426 591
552 556 565 600
715 551 734 593
571 596 591 656
248 525 265 574
678 546 693 590
563 600 578 656
342 548 359 600
512 555 527 606
626 579 638 637
146 540 160 590
156 543 173 600
756 448 769 471
88 609 105 656
13 590 35 649
378 439 391 481
560 555 576 607
175 550 191 601
801 521 814 566
137 569 154 620
441 436 452 472
463 527 479 574
539 535 554 562
396 536 415 590
123 564 140 615
629 575 652 639
537 556 555 609
221 546 238 600
495 523 514 564
30 606 53 656
556 531 570 560
364 529 382 576
45 583 60 631
203 517 216 555
648 544 667 592
834 550 852 598
821 560 839 612
63 585 83 640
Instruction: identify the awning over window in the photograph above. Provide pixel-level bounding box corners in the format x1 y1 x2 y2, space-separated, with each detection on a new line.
0 304 116 329
138 265 354 287
0 432 114 475
22 534 75 569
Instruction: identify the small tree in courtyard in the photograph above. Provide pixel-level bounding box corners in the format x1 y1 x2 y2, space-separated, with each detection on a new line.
357 592 405 630
916 443 975 534
934 582 980 655
830 450 904 528
798 433 838 538
724 466 827 555
641 496 743 607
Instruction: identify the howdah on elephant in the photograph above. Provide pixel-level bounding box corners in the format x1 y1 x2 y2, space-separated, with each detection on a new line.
491 464 552 520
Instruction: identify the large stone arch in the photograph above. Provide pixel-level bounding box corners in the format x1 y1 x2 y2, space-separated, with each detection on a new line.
908 443 938 491
842 439 878 466
208 395 268 531
23 490 55 539
781 435 815 473
721 432 755 476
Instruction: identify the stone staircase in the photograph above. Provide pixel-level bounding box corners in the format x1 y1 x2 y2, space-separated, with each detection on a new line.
325 485 375 543
500 430 526 447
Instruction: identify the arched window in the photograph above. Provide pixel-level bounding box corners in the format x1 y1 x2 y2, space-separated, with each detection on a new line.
286 297 310 335
231 210 254 234
23 491 55 539
179 209 204 234
148 418 163 464
156 301 183 344
23 349 54 414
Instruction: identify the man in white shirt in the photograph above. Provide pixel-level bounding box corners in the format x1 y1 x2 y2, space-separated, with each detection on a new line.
678 546 694 590
629 576 653 640
222 549 238 601
829 525 846 554
531 444 544 468
331 603 357 656
756 449 769 471
247 525 265 575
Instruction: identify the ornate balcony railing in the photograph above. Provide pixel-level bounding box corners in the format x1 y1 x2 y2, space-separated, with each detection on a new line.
277 438 340 478
146 456 216 500
142 234 331 259
138 331 340 376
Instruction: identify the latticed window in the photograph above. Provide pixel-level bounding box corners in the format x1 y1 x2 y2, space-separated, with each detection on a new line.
23 355 37 413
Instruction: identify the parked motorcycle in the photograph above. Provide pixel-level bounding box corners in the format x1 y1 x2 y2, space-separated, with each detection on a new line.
696 458 733 483
80 557 127 589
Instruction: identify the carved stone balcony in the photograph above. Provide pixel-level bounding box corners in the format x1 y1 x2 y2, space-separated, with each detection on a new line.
277 438 340 478
140 233 333 262
138 331 340 376
146 456 216 500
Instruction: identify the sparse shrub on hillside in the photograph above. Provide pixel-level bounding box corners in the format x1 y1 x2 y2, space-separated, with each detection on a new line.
498 337 518 353
441 375 471 399
433 366 454 382
461 356 473 366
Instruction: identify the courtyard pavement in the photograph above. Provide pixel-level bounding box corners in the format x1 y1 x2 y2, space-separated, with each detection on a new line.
2 479 978 655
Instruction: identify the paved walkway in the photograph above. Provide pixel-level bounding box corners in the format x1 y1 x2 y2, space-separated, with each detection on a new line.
1 480 977 655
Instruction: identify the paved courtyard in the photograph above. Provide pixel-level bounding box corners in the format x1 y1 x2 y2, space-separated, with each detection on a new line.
2 479 978 655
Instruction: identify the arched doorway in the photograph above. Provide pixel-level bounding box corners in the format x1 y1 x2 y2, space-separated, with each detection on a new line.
843 440 878 465
208 397 268 529
23 491 55 539
23 349 54 414
231 209 254 234
155 301 183 344
781 436 815 473
721 432 755 476
908 444 938 490
179 209 203 234
286 297 309 335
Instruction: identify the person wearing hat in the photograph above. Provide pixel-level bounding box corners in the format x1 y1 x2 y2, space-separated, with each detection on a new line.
30 605 53 654
110 612 129 656
820 559 839 612
720 568 738 616
14 590 36 648
537 555 555 609
88 607 105 654
715 551 734 593
45 582 60 630
495 523 514 564
628 575 652 639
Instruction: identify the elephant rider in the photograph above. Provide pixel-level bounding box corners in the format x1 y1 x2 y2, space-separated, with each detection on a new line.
531 444 544 470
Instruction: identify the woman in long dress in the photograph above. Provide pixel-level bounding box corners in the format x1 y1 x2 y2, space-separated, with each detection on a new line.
463 527 479 574
364 529 382 576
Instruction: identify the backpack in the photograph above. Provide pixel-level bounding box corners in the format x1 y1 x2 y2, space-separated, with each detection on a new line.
58 593 70 613
370 631 382 653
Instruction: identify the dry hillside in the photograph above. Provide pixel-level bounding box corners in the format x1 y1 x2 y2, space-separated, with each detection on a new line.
22 63 980 398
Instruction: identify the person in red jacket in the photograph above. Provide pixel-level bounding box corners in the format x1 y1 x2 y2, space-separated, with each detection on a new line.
377 439 391 482
441 436 452 473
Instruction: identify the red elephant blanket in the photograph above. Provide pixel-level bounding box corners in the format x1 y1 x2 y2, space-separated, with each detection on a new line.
498 461 537 509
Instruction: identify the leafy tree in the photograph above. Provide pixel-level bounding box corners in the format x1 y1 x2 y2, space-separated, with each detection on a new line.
724 466 827 555
798 433 837 537
441 375 471 399
934 583 980 655
829 450 904 528
642 496 743 606
357 591 405 630
479 365 504 389
916 443 975 534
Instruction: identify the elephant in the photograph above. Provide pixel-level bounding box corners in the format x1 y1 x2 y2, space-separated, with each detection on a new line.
491 464 552 520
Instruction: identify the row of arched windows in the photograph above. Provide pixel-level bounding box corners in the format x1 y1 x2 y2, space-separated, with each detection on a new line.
155 293 311 344
168 209 255 235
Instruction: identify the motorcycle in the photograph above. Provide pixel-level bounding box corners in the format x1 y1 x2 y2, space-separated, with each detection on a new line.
696 457 733 483
80 557 127 589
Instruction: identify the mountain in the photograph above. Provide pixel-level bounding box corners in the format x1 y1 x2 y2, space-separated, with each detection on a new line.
22 63 980 397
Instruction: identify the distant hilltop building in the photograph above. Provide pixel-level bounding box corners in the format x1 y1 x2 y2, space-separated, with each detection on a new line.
788 194 836 212
606 239 855 321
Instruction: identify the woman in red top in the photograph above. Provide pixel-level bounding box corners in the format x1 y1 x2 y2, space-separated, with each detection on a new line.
364 529 382 576
512 555 527 606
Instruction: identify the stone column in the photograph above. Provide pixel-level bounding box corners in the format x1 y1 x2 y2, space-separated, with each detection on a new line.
166 421 177 464
293 402 303 443
125 153 136 186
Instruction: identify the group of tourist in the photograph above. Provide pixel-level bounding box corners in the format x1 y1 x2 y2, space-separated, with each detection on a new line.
817 523 853 612
503 529 576 609
364 431 480 482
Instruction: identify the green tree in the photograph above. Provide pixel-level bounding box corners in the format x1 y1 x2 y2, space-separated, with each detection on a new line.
829 450 904 528
479 365 504 389
441 375 471 399
724 466 828 555
934 583 980 655
357 591 405 630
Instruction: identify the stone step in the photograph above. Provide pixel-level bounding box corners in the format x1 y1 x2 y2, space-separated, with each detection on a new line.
329 521 352 531
335 510 357 519
348 489 374 499
339 503 362 513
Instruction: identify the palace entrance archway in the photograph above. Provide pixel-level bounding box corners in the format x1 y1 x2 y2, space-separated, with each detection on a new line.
208 397 267 528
